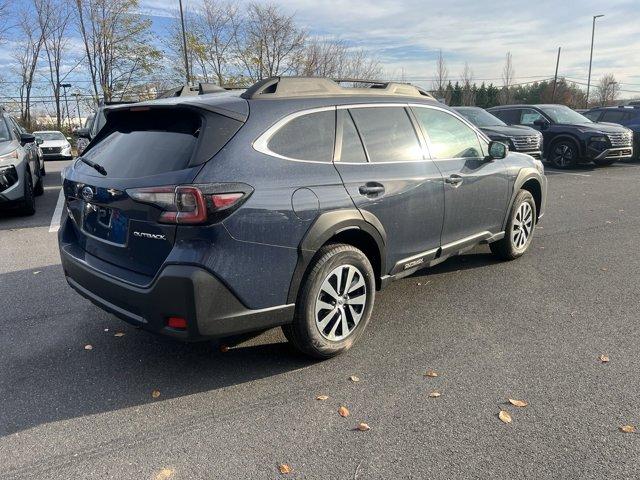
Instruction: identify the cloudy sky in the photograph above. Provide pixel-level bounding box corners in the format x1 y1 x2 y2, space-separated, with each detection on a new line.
1 0 639 98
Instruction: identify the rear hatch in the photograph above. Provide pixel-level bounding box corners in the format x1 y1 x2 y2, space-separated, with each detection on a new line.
62 101 245 277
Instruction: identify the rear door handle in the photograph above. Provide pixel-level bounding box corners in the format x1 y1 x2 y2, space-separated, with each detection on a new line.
359 182 385 196
445 175 463 187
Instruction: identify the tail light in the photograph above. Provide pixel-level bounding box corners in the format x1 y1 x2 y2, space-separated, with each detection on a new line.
127 184 252 225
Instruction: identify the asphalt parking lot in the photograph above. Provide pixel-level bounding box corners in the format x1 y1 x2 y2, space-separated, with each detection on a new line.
1 159 640 479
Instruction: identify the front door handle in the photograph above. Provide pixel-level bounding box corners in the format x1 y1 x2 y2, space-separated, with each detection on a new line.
445 175 463 187
359 182 385 196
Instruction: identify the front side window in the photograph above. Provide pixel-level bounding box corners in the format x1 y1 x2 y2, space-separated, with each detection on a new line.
413 107 483 159
520 109 545 125
0 117 10 142
583 110 602 121
600 110 627 124
491 109 520 125
349 107 422 163
267 110 335 162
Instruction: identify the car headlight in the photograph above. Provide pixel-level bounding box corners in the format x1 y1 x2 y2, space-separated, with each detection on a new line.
0 149 19 162
590 135 608 143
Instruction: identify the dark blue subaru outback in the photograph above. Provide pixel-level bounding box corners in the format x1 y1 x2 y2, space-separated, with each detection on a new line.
59 77 547 358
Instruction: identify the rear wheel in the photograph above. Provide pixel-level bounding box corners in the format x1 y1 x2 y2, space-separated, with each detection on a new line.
549 140 578 169
283 243 375 359
490 190 536 260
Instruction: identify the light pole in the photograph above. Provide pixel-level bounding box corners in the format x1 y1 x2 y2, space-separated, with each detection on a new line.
585 14 604 108
72 92 82 127
60 83 72 130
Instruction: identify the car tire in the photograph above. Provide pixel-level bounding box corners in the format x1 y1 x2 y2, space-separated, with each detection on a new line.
549 139 579 169
282 243 376 359
19 170 36 216
40 161 46 176
490 189 536 260
593 158 616 167
34 169 44 196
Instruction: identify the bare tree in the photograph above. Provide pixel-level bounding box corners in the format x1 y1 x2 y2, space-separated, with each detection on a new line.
197 1 241 85
74 0 161 102
596 73 620 106
0 0 11 44
432 50 449 101
499 51 515 105
460 62 475 106
236 3 306 82
296 38 381 79
13 2 49 128
37 0 73 128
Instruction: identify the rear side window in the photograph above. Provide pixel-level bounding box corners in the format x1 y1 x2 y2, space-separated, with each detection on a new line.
492 109 520 125
338 110 367 163
413 107 482 159
267 110 335 162
600 110 628 123
81 109 204 178
349 107 422 163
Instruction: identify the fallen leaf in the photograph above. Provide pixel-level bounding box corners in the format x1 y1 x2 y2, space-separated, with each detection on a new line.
84 344 93 350
428 391 441 398
104 328 109 332
599 354 610 363
278 464 292 474
154 468 175 480
498 410 512 424
601 267 608 272
338 406 350 417
508 398 528 408
620 425 636 433
539 246 545 250
605 220 612 224
33 271 41 275
349 375 360 382
151 389 161 399
316 395 329 401
424 370 438 377
219 344 229 353
356 422 370 431
619 209 625 213
114 332 125 337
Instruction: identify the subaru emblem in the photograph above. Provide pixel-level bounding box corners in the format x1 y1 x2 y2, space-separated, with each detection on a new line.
81 186 94 202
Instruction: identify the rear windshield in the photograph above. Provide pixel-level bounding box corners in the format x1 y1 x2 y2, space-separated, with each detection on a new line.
80 109 202 178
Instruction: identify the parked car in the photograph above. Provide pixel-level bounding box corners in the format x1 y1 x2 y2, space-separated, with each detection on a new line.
487 104 633 168
59 77 547 358
75 115 94 156
0 109 44 215
583 105 640 160
453 106 543 159
32 130 73 160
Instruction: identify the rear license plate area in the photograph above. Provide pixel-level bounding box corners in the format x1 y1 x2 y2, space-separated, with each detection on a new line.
82 202 128 245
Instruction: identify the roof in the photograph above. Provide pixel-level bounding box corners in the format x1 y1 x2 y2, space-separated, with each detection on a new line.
32 130 65 134
241 77 436 100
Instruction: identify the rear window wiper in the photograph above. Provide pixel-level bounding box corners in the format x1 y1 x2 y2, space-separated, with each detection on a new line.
78 156 107 176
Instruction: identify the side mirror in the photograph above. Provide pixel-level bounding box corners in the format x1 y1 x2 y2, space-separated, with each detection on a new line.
487 141 508 160
533 118 549 129
75 128 91 140
20 133 36 145
35 137 44 145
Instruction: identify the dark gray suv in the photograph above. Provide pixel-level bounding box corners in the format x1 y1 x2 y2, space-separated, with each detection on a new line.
59 77 547 358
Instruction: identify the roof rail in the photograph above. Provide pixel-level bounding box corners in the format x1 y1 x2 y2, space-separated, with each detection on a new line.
240 76 435 100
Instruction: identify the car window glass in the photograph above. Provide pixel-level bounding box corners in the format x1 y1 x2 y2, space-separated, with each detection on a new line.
268 110 335 162
520 109 544 125
583 111 601 121
600 110 627 123
349 107 422 163
0 117 10 142
491 109 520 124
338 110 367 163
413 107 482 159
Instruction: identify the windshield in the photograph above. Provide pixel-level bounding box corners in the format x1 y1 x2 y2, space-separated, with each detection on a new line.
539 105 592 124
0 119 10 142
455 108 506 127
35 131 66 141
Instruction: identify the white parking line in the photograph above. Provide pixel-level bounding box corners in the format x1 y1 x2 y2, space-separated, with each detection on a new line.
545 171 591 177
48 189 65 233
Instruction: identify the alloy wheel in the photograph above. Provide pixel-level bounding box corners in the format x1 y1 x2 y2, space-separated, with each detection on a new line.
552 143 576 167
512 201 533 249
314 264 367 341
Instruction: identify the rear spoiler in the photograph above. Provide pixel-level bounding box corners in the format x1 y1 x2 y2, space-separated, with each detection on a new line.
103 101 247 123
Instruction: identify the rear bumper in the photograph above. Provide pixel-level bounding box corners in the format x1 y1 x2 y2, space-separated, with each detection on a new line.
43 153 73 160
60 243 294 341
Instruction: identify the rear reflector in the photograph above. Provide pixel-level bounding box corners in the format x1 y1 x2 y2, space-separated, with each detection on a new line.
166 317 187 330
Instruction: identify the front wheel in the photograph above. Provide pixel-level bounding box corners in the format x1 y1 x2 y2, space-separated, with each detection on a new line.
549 140 578 169
490 190 536 260
283 243 376 359
18 171 36 216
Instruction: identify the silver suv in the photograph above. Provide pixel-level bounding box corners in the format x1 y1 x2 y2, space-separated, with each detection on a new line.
0 111 44 215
